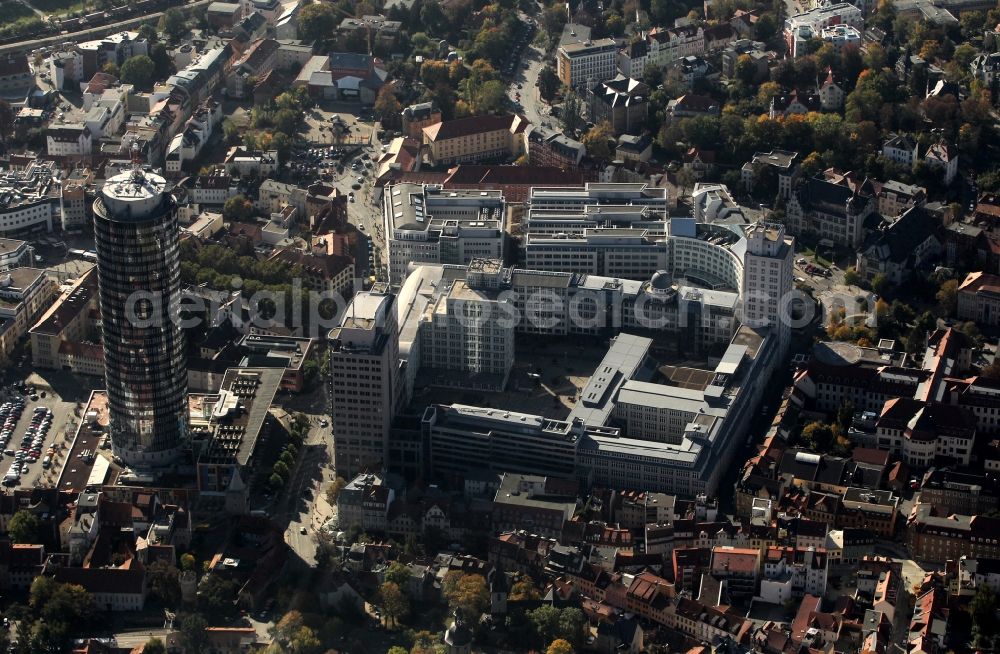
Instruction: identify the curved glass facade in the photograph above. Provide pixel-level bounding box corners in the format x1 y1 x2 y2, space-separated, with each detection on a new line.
93 186 187 467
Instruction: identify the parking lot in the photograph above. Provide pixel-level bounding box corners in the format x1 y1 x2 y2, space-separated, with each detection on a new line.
285 103 386 282
0 371 85 489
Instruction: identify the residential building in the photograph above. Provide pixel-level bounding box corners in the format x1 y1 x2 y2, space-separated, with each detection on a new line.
0 268 53 363
819 24 862 52
47 124 93 160
29 267 101 374
856 206 941 283
207 1 243 29
329 290 403 476
617 26 706 80
785 176 875 248
759 546 828 603
527 126 586 168
741 150 799 199
0 54 32 99
971 52 1000 88
882 133 919 170
924 140 959 185
557 38 618 89
877 180 926 218
666 94 721 118
783 3 863 58
907 504 1000 563
337 472 398 533
491 474 578 539
422 114 529 166
401 102 441 140
710 546 761 599
587 75 649 136
720 39 769 81
818 68 845 111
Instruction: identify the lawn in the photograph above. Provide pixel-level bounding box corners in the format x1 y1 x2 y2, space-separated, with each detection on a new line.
26 0 86 16
0 1 40 35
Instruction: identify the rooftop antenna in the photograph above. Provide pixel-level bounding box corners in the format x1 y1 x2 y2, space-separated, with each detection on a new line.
130 141 144 184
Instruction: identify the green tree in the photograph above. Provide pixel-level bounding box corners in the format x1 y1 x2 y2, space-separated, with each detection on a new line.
147 559 181 608
384 561 412 588
198 574 237 614
972 585 999 648
120 55 157 91
871 273 890 297
538 65 560 102
148 45 173 83
561 90 584 134
556 608 586 647
273 108 299 135
8 510 40 544
143 638 167 654
138 23 159 43
509 578 540 600
299 3 336 43
801 421 835 451
176 613 209 653
843 267 862 287
223 194 255 222
528 605 562 645
158 8 187 41
180 553 196 571
326 476 347 505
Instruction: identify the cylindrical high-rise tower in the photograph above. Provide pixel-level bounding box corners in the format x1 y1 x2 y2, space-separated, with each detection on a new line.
93 165 187 467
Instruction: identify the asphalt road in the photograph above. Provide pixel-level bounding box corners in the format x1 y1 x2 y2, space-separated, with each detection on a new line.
277 413 334 567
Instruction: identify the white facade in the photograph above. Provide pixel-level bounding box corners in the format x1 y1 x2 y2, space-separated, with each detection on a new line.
882 134 919 170
383 184 505 284
558 39 618 89
742 221 794 353
819 24 861 52
784 3 863 58
329 291 403 476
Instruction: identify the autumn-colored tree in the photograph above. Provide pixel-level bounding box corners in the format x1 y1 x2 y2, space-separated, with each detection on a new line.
547 639 574 654
582 121 614 163
379 581 409 627
442 572 489 617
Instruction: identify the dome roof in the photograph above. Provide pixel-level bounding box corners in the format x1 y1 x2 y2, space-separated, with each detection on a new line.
650 270 671 290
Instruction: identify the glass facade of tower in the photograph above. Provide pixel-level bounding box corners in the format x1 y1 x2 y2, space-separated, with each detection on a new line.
93 175 187 467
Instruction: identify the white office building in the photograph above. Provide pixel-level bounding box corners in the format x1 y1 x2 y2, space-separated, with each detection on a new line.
742 221 794 354
329 290 403 476
383 184 505 284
